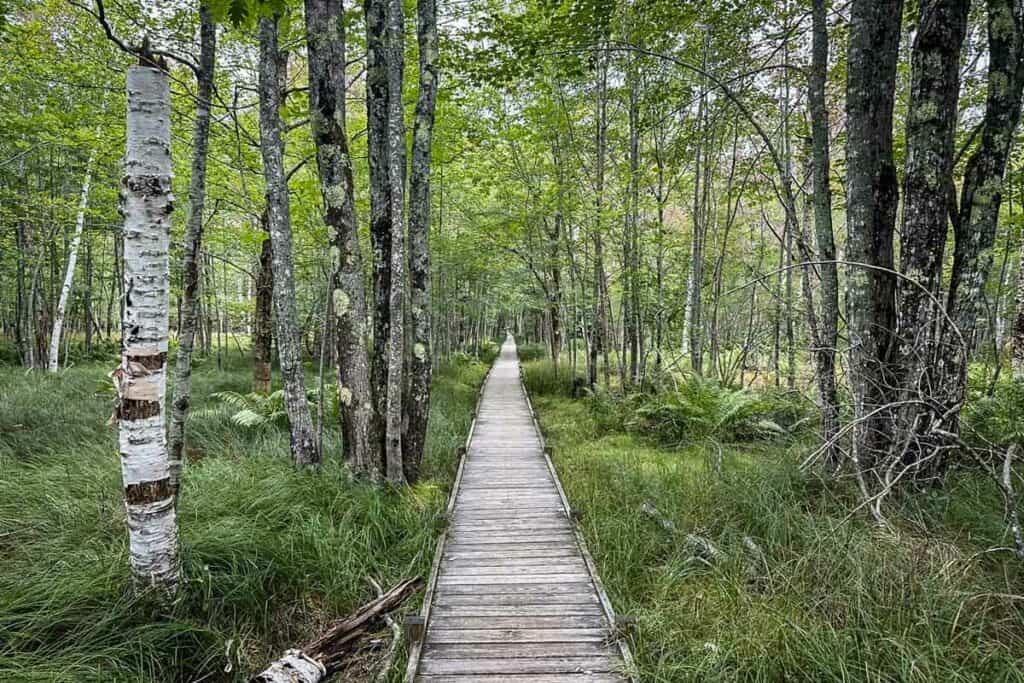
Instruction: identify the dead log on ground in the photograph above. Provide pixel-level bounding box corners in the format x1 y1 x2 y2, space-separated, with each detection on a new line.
252 577 423 683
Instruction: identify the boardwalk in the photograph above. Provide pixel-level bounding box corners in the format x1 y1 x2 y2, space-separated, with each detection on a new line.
408 339 629 682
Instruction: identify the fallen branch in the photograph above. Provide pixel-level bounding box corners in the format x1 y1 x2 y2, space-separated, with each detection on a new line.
252 577 423 683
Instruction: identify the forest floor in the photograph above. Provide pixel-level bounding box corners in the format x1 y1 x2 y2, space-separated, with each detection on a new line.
0 348 491 682
523 360 1024 683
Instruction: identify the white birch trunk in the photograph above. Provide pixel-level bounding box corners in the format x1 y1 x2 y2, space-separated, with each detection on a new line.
115 65 179 593
48 149 96 372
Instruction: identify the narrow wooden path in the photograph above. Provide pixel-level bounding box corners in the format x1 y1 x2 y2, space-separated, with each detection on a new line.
407 338 630 682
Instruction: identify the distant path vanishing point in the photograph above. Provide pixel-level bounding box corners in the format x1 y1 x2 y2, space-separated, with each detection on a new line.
407 337 632 682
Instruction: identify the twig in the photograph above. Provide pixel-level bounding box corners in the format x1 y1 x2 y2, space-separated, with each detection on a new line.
369 577 402 682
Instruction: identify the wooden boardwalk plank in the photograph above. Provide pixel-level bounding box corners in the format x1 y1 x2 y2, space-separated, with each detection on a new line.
409 339 630 682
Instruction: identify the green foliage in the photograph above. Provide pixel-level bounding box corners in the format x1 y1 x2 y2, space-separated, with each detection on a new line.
962 379 1024 450
531 390 1024 682
0 357 487 680
514 342 547 363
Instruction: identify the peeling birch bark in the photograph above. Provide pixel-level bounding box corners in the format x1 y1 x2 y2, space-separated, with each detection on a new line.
48 147 96 372
117 64 179 593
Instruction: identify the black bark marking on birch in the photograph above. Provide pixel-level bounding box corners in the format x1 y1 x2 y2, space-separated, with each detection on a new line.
124 478 173 505
118 398 161 420
127 352 166 370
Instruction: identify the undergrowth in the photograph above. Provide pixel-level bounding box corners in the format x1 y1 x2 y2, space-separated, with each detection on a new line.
524 359 1024 682
0 351 488 682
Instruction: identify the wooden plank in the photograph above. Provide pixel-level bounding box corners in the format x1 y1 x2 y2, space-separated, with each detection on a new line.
418 675 622 683
434 582 596 596
437 572 592 585
419 656 617 675
432 593 600 607
420 615 607 630
426 628 610 644
431 605 604 618
422 642 611 659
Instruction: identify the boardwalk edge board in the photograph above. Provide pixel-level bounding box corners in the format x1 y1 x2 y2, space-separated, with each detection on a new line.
404 364 492 682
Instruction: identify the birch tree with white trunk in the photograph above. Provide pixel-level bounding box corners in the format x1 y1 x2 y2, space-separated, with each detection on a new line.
114 62 179 593
47 147 97 372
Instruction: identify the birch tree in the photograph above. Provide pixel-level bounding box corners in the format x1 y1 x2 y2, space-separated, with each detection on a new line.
47 146 96 372
115 61 179 592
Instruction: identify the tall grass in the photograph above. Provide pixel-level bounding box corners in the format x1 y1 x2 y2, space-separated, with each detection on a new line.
524 360 1024 682
0 354 488 681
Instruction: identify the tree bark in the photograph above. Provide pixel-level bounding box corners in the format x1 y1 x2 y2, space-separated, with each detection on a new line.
383 0 408 483
168 3 216 499
808 0 841 467
115 64 179 593
304 0 380 477
365 0 392 473
48 146 96 372
404 0 439 482
253 212 274 394
257 16 320 467
843 0 904 472
946 0 1024 396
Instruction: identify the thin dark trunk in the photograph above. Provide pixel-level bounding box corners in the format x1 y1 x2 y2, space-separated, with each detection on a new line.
168 4 216 498
809 0 841 467
253 214 274 394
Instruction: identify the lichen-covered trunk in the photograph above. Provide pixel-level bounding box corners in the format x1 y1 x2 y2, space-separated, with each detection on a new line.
403 0 439 482
116 64 179 593
258 16 320 467
365 0 392 475
168 4 216 499
843 0 903 473
48 147 96 372
809 0 841 467
304 0 379 478
945 0 1024 401
382 0 408 483
895 0 969 458
589 50 608 391
1013 238 1024 380
253 213 274 394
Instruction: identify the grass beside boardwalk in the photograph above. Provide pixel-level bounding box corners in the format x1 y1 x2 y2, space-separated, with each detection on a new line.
0 351 490 682
524 360 1024 683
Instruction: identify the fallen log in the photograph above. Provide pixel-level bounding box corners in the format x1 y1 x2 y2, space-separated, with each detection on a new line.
252 577 423 683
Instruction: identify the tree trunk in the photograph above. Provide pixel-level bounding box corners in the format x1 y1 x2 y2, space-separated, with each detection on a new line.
253 212 274 394
946 0 1024 399
808 0 841 467
257 16 320 467
48 147 96 372
304 0 380 477
168 3 216 499
115 63 179 593
404 0 439 482
382 0 408 483
843 0 904 473
365 0 392 474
